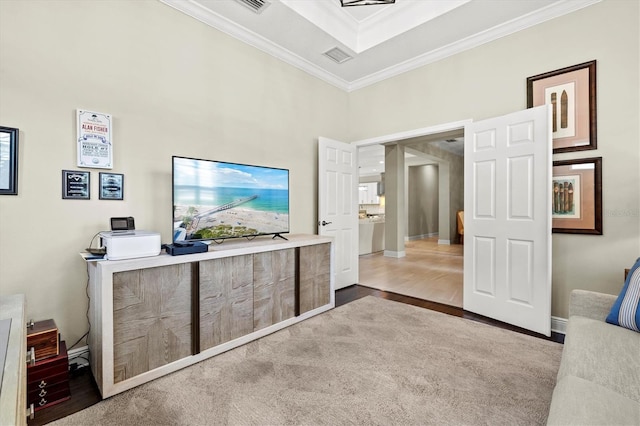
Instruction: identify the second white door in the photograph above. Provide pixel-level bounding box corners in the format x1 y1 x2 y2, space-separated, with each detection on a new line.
463 105 552 336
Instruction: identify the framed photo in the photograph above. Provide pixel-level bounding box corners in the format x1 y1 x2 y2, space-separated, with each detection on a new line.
0 126 19 195
527 60 597 153
99 172 123 200
552 157 602 235
62 170 90 200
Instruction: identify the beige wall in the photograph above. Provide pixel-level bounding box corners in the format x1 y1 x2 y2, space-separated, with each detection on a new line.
349 0 640 318
1 0 638 345
0 0 348 345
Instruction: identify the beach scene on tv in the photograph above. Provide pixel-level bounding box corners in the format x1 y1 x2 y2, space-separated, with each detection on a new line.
173 157 289 241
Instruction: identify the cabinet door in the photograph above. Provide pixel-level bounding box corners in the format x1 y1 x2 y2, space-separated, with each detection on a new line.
253 249 295 331
199 255 253 351
358 185 367 204
368 182 379 204
299 243 331 314
113 264 192 383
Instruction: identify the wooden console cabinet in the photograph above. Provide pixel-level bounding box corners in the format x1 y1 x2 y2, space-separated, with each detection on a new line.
87 234 333 398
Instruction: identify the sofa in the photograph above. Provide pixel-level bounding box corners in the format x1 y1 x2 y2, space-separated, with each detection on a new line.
546 289 640 425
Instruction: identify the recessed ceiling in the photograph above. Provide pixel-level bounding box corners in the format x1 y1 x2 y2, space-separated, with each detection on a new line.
160 0 600 91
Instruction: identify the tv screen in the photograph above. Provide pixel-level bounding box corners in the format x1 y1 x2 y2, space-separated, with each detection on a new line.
172 156 289 242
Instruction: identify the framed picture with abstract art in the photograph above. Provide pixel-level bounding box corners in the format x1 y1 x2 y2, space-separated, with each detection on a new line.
552 157 602 235
0 126 19 195
527 60 597 153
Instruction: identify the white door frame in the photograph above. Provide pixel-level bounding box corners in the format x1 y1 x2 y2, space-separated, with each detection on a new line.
352 120 472 148
353 119 472 248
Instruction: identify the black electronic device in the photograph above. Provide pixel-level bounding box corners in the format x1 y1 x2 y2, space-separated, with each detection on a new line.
165 241 208 256
111 216 135 232
173 241 194 247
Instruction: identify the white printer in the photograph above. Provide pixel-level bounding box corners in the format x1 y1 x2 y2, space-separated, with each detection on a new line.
100 231 161 260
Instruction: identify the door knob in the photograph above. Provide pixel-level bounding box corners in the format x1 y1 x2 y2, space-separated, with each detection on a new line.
320 220 332 226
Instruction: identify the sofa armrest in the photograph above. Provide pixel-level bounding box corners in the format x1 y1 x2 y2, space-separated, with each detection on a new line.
569 290 617 322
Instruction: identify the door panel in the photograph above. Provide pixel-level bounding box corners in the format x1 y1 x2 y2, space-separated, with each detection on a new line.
464 105 552 336
318 137 358 289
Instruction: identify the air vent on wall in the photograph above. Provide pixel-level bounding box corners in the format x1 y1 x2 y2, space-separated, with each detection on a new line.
234 0 271 14
323 47 353 64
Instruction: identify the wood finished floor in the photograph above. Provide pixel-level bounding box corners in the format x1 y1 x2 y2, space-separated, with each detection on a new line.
30 259 563 425
359 236 463 307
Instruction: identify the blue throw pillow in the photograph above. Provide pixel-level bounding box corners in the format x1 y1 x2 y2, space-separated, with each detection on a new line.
606 257 640 332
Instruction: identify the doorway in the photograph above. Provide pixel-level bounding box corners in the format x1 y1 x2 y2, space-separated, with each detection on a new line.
355 124 466 308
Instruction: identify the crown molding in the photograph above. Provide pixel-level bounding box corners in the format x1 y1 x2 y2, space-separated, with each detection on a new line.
348 0 602 91
159 0 352 91
160 0 601 93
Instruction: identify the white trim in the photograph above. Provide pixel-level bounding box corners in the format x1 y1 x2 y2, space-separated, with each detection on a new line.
352 120 472 147
383 250 405 258
159 0 600 93
551 316 567 335
407 232 438 241
348 0 601 91
67 345 90 368
159 0 351 91
437 239 451 245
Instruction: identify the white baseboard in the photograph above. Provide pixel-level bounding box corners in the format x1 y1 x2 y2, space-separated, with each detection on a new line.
437 239 451 245
384 250 406 258
68 345 90 368
407 232 438 241
551 316 567 335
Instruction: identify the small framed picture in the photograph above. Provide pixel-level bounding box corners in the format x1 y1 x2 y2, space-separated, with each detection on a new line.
527 60 597 153
99 172 124 200
0 126 19 195
552 157 602 235
62 170 90 200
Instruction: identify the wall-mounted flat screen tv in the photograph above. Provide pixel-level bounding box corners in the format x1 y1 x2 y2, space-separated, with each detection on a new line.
172 156 289 242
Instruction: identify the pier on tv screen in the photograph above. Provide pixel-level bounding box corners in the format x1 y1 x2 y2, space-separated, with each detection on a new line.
172 156 290 242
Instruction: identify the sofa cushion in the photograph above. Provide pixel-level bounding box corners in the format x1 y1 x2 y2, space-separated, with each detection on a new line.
546 375 640 426
606 257 640 332
557 316 640 403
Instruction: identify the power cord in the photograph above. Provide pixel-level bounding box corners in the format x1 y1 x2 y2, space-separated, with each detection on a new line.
67 257 94 351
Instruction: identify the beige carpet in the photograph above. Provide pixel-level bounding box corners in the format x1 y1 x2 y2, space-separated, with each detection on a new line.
52 296 563 425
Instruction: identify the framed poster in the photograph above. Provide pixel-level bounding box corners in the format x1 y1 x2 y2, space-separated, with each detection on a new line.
527 60 597 153
552 157 602 234
62 170 90 200
99 172 123 200
77 109 112 169
0 126 19 195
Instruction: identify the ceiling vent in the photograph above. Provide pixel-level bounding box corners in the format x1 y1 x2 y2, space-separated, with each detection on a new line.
323 47 353 64
234 0 271 14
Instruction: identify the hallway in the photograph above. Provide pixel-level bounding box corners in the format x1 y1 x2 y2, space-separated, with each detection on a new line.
358 237 463 307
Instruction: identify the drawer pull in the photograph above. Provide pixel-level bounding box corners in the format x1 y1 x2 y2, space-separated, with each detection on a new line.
38 397 47 407
39 389 47 397
27 347 35 366
26 403 35 420
38 380 47 388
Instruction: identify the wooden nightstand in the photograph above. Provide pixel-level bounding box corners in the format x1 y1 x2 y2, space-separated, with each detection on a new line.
27 340 70 414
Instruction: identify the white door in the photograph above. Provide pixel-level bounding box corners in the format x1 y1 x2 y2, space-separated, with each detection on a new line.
463 105 552 336
318 137 358 289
